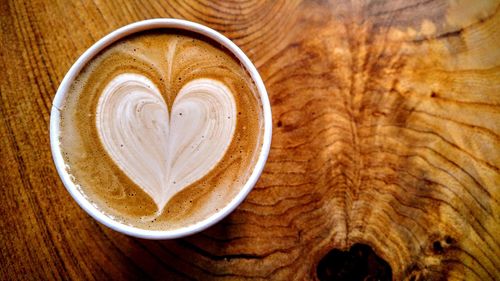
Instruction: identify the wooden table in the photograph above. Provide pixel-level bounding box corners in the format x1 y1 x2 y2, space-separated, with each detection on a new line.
1 1 499 280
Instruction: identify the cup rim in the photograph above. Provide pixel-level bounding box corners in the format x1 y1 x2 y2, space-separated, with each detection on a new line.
50 18 272 239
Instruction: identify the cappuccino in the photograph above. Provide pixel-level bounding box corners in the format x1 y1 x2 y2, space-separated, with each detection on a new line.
58 29 263 230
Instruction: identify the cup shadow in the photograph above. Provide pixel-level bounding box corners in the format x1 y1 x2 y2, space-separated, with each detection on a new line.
118 217 234 280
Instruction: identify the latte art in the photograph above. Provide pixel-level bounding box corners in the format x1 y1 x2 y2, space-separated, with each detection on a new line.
96 74 236 212
58 30 263 230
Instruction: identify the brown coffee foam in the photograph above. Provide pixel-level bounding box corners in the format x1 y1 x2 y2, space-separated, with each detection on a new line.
59 30 263 230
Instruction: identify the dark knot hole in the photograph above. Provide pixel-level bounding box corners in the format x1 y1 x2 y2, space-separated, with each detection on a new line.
316 243 392 281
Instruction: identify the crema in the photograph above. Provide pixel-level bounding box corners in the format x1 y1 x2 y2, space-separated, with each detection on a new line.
58 30 263 230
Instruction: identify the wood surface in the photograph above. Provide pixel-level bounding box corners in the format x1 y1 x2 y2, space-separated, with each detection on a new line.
1 0 499 280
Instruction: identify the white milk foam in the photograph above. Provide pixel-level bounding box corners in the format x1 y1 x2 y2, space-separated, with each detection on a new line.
96 74 236 213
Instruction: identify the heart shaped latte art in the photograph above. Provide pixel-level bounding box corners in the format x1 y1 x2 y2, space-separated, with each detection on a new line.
96 73 236 212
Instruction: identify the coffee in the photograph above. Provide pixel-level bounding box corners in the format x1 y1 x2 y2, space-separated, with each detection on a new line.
58 29 263 230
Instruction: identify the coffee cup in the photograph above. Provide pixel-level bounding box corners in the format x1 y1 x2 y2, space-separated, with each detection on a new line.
50 19 272 239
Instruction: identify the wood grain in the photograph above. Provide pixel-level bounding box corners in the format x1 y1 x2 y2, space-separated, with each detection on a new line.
1 0 499 280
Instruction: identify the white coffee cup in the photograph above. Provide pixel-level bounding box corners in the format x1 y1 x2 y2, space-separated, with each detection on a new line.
50 19 272 239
